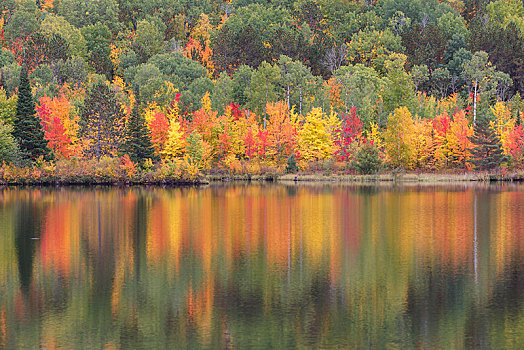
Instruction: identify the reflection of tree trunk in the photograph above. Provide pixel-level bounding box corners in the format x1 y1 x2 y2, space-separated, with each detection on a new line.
474 193 478 286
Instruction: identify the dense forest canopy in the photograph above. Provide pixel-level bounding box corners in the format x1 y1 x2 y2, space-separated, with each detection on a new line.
0 0 523 173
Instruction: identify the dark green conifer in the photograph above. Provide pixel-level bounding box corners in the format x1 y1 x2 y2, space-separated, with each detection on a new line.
13 65 53 162
0 69 9 98
120 92 157 164
469 116 508 170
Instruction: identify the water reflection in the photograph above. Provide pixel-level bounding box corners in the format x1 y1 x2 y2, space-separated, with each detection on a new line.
0 184 523 348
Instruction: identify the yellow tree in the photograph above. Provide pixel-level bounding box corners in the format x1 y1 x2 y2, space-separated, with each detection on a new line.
431 113 452 169
383 106 416 169
411 118 434 169
161 121 186 161
489 101 515 155
298 108 336 162
266 101 298 164
161 98 186 161
447 110 473 169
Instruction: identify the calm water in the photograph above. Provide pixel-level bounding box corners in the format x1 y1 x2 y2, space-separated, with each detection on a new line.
0 184 523 349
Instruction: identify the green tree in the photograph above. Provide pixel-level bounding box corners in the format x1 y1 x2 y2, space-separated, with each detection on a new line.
3 0 39 43
13 66 52 162
463 51 495 125
431 67 451 98
80 82 124 161
212 72 234 112
40 14 88 58
411 64 429 91
0 120 19 163
469 117 509 170
148 53 206 86
247 61 281 124
120 94 157 164
352 143 382 174
333 64 386 125
232 65 254 107
0 49 15 68
134 19 166 62
81 23 113 77
382 53 416 116
278 55 318 115
0 88 17 124
57 0 119 32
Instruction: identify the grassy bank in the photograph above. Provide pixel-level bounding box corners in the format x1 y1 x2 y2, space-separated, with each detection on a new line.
0 158 522 186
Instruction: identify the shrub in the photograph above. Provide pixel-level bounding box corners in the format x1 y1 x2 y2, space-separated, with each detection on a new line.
286 154 298 173
352 143 382 174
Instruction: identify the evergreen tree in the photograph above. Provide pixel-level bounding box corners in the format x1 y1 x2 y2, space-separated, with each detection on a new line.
120 93 157 164
0 69 8 98
13 66 53 162
80 82 124 161
469 117 508 170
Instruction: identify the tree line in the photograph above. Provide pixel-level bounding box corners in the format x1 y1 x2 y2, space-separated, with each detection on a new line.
0 0 523 176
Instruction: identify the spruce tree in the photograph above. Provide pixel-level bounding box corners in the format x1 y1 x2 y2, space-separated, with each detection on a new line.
120 94 157 164
0 69 10 99
13 66 52 162
469 116 508 170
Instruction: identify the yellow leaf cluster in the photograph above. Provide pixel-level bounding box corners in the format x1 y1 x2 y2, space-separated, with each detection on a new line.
162 121 185 161
489 101 515 155
298 108 334 162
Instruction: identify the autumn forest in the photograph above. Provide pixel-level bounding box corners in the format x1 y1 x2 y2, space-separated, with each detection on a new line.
1 0 524 182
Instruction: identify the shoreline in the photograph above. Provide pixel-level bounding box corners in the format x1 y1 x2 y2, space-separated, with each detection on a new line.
1 171 523 187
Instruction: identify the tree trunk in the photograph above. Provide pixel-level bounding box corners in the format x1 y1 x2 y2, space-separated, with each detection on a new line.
473 79 478 125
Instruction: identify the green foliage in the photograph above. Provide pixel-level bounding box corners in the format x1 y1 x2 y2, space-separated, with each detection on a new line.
56 57 89 87
4 0 39 43
411 64 429 91
134 19 166 61
333 64 386 125
0 90 17 125
347 28 403 74
382 53 416 115
469 117 509 170
211 4 298 72
352 143 382 174
212 72 234 112
81 23 113 76
232 65 254 107
148 53 206 86
0 121 19 163
180 77 214 113
247 61 281 119
13 66 53 163
285 153 298 173
0 49 15 68
57 0 120 31
80 82 124 161
120 97 157 164
185 131 205 169
1 63 21 97
40 14 88 58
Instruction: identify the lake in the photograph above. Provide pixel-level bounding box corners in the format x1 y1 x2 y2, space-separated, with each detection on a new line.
0 184 523 349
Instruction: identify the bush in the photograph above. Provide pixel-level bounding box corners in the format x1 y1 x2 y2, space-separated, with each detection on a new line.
286 154 298 173
352 143 382 174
